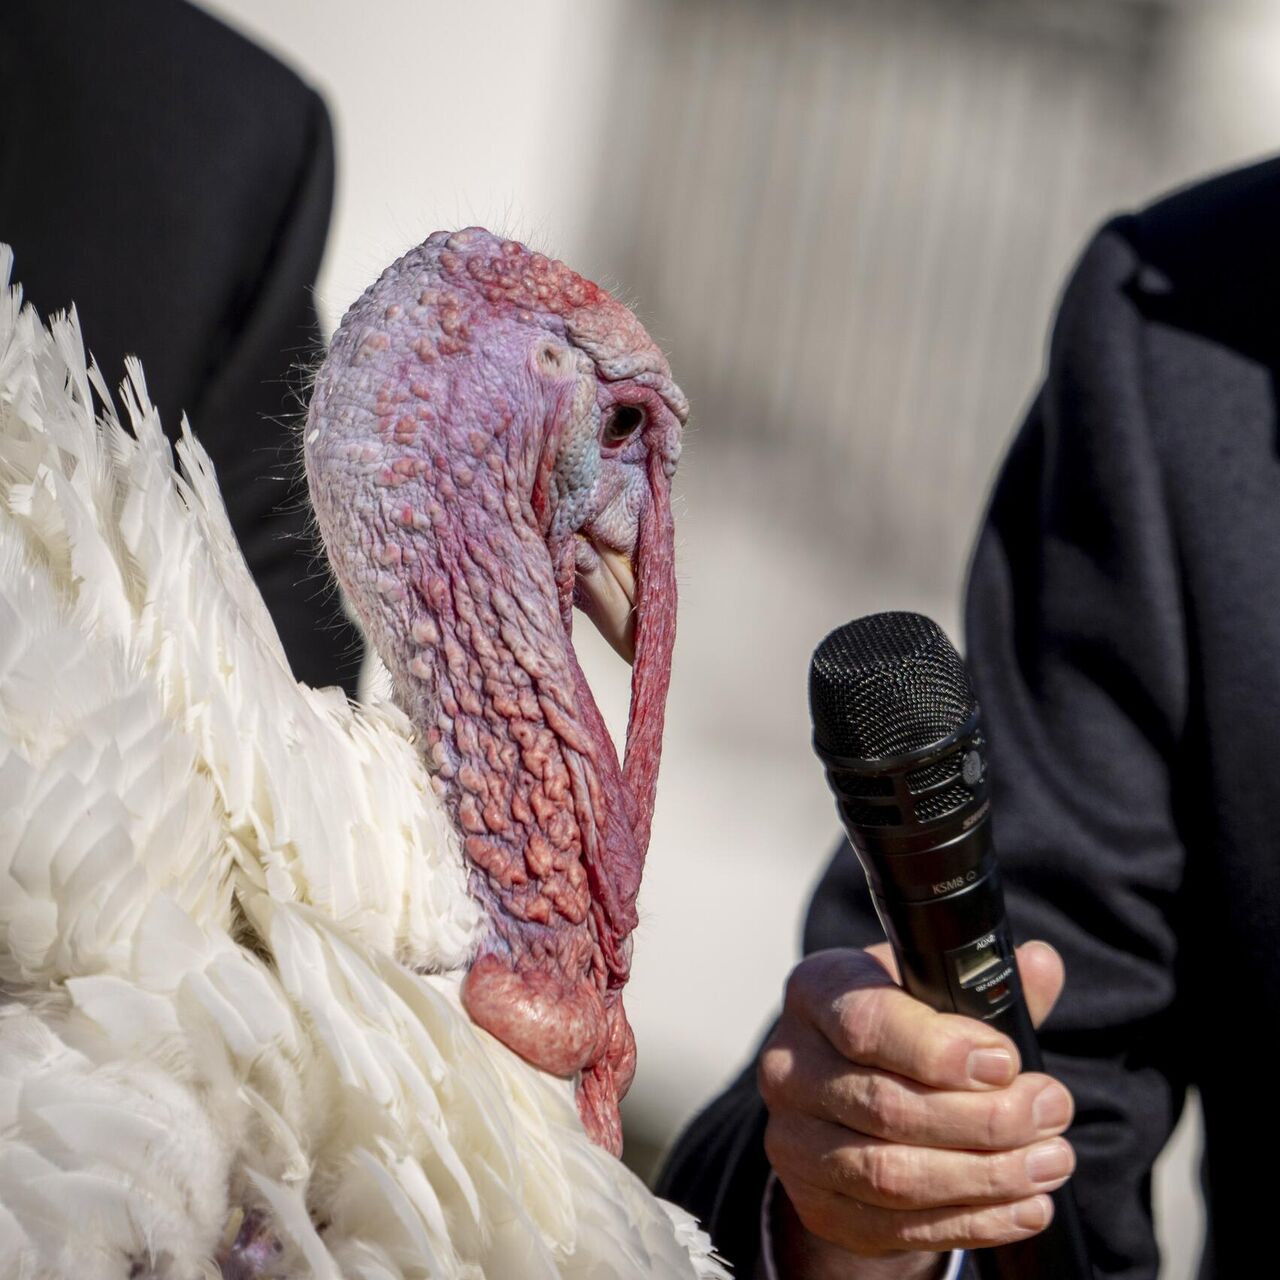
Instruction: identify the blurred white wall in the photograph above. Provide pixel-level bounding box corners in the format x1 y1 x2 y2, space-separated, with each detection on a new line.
195 3 1280 1273
198 0 628 337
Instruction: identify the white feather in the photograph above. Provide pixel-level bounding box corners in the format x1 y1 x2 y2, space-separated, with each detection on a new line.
0 249 728 1278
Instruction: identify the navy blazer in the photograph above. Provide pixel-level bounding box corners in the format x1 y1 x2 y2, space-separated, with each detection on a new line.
657 155 1280 1280
0 0 363 694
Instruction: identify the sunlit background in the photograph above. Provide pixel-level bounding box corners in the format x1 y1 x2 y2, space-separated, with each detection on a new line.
194 2 1280 1272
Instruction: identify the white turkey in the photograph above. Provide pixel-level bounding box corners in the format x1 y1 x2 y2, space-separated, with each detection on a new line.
0 230 728 1279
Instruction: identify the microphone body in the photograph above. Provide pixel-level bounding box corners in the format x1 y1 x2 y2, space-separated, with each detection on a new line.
809 614 1092 1279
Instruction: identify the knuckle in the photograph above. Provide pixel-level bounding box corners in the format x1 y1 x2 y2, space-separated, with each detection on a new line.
789 1185 888 1258
763 1116 804 1181
981 1149 1026 1201
784 953 832 1010
861 1072 910 1136
838 988 889 1063
781 963 811 1012
781 1179 824 1232
922 1032 970 1085
965 1205 1022 1248
860 1142 915 1204
982 1088 1023 1149
762 1119 786 1171
757 1046 794 1108
784 1182 843 1247
895 1211 951 1250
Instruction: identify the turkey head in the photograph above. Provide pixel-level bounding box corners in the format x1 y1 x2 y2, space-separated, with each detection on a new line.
304 229 686 1154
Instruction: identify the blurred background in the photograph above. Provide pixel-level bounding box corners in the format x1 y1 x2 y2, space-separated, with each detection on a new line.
181 0 1280 1271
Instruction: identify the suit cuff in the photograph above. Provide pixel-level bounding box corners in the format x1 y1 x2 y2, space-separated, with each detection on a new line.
760 1171 966 1279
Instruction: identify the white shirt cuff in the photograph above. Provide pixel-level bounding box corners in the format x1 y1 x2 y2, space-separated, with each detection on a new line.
760 1170 967 1280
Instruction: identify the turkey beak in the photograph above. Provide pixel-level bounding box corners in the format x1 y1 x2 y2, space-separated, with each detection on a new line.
577 540 636 664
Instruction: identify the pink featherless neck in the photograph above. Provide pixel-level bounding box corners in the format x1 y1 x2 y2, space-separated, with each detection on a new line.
304 228 685 1153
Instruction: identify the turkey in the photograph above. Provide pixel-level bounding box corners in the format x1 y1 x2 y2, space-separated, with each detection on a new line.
0 229 727 1279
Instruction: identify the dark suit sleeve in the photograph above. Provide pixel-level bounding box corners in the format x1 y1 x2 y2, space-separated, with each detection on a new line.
0 0 364 695
183 87 364 696
657 220 1191 1280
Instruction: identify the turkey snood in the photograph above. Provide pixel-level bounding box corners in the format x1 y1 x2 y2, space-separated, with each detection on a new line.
305 229 686 1153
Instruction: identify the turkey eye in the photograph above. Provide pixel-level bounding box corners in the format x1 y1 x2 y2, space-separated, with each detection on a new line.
602 404 645 446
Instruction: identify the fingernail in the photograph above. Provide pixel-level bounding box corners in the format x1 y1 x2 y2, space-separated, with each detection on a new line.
1024 940 1061 963
1032 1084 1072 1132
967 1048 1015 1085
1026 1140 1073 1187
1009 1195 1051 1230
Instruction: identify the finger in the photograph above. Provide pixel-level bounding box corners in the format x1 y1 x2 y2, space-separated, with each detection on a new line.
869 939 1065 1030
864 941 899 983
766 1111 1075 1211
760 1023 1074 1149
781 1172 1056 1257
1016 940 1065 1029
786 950 1020 1089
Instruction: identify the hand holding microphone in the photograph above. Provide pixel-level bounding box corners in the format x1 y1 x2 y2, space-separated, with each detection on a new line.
759 938 1074 1275
759 613 1092 1278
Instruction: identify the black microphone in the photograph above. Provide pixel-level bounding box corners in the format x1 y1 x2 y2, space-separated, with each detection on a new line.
808 611 1092 1280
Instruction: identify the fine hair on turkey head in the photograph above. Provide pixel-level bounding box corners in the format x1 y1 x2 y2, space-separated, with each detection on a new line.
304 228 687 1155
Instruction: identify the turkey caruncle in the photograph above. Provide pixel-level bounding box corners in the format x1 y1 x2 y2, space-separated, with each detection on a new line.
0 230 727 1279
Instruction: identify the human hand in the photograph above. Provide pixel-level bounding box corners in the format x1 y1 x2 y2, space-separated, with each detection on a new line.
758 940 1073 1279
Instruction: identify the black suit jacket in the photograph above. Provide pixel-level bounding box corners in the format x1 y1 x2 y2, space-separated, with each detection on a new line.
0 0 363 693
658 156 1280 1279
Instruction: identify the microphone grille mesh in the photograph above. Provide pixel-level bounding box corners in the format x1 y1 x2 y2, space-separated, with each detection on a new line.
809 612 976 759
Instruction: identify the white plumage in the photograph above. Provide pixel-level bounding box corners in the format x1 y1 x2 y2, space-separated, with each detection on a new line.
0 248 726 1279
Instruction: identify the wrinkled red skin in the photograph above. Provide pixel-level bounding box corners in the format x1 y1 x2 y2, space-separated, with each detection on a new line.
305 229 686 1153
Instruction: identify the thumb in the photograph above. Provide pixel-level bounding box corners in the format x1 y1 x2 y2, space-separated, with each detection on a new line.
1015 939 1066 1029
864 938 1066 1030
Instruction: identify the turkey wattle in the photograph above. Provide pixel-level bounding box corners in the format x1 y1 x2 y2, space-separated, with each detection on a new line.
0 233 725 1278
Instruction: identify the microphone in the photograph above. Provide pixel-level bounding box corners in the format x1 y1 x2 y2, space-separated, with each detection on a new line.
808 611 1092 1279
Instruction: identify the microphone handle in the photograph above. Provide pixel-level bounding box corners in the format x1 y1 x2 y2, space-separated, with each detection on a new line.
872 871 1093 1280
